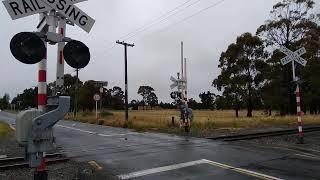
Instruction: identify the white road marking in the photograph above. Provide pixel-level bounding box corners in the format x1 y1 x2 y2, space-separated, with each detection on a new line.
9 124 16 131
202 159 283 180
118 159 283 180
98 133 138 137
0 155 7 159
118 160 205 179
57 125 95 134
295 153 320 160
57 125 138 137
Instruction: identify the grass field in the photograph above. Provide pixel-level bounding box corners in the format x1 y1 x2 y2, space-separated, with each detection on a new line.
0 121 14 138
65 110 320 136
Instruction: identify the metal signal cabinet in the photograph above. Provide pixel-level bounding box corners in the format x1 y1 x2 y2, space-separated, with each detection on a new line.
16 109 42 146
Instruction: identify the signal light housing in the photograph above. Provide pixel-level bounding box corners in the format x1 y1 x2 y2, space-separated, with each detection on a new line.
170 92 177 99
63 40 90 69
10 32 46 64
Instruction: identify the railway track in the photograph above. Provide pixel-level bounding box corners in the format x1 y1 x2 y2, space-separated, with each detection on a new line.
208 126 320 142
0 153 69 170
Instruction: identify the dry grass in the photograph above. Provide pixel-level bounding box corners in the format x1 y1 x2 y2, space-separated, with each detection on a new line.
0 122 14 138
65 110 320 134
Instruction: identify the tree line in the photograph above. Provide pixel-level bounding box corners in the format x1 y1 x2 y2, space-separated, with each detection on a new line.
213 0 320 117
8 75 216 111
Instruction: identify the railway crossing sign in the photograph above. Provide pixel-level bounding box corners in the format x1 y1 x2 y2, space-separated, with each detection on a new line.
280 46 307 66
3 0 95 33
3 0 95 174
41 0 95 33
170 76 186 90
279 46 308 144
2 0 87 20
170 76 178 89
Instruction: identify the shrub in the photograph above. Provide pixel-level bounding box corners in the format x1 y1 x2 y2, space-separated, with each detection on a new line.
100 111 114 117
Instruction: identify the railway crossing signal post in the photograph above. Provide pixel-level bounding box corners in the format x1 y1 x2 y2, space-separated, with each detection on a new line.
279 46 308 144
170 42 193 131
116 41 135 122
3 0 95 179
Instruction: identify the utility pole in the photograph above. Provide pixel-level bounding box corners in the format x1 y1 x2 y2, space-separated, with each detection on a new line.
116 40 134 121
184 58 188 102
181 41 184 79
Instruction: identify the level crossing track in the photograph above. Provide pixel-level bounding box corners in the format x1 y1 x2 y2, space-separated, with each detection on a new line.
208 126 320 141
0 153 69 170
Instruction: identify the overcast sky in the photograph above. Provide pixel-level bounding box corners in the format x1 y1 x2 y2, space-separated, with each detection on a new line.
0 0 283 103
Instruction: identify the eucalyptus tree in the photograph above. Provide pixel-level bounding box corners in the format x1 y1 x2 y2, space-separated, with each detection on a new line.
213 33 268 117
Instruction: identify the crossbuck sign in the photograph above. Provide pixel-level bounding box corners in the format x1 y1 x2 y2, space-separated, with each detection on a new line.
3 0 95 33
279 46 308 144
170 76 186 90
280 46 307 67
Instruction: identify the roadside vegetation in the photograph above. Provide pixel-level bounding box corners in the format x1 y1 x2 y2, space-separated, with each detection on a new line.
0 122 14 138
65 110 320 136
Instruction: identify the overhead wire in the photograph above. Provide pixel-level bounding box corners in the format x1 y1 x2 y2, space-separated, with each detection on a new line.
104 0 203 53
122 0 203 41
128 0 227 42
104 0 227 56
117 0 195 41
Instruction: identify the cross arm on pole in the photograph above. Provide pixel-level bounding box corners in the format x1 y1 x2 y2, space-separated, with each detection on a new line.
116 40 135 47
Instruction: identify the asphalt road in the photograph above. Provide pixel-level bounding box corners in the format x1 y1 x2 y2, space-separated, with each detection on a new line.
1 111 319 180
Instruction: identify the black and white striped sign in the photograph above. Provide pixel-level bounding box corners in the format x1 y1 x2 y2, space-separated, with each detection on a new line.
2 0 86 20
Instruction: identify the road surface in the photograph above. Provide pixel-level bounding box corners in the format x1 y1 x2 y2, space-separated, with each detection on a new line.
0 111 319 180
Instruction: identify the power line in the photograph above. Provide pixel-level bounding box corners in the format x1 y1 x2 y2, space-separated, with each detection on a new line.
104 0 226 55
123 0 203 41
104 0 202 52
129 0 227 42
118 0 194 41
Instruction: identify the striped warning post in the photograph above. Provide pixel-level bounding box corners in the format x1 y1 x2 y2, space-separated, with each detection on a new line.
56 18 66 90
37 14 47 111
38 43 47 111
296 85 304 143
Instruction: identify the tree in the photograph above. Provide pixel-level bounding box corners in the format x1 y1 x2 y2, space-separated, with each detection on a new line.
159 102 176 109
11 88 37 110
130 100 139 110
137 86 158 106
111 86 125 110
78 80 97 111
299 23 320 114
147 92 158 107
199 91 215 110
257 0 315 47
0 94 10 110
256 0 316 115
46 74 83 111
215 95 229 110
188 98 201 109
213 33 268 117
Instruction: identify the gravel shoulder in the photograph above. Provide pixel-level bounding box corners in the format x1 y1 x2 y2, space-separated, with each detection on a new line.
0 136 118 180
228 131 320 157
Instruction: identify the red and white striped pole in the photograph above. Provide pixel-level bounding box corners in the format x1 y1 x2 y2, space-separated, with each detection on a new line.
38 13 47 111
296 84 304 144
56 18 66 91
